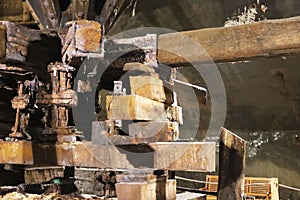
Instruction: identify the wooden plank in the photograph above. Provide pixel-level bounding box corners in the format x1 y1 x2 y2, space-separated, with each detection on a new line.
150 142 216 172
158 16 300 65
130 76 166 102
0 24 5 59
128 121 179 141
218 128 246 200
106 95 166 120
0 141 33 165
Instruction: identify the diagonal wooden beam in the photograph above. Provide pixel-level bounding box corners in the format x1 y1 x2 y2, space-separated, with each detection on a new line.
158 16 300 65
26 0 61 29
100 0 132 34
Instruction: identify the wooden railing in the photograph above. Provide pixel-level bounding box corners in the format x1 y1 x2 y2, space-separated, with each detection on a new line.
200 175 279 200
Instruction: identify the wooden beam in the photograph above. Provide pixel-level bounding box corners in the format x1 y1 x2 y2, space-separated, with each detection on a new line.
100 0 132 34
128 121 179 141
26 0 61 29
150 142 216 172
130 76 166 102
60 0 90 26
0 141 215 172
158 16 300 65
218 128 246 200
0 141 33 165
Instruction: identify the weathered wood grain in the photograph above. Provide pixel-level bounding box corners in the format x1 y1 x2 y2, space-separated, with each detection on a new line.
130 76 166 102
26 0 61 29
150 142 216 172
106 95 166 120
0 141 215 171
158 16 300 65
0 21 61 78
0 24 5 58
0 141 33 165
218 128 246 200
128 121 179 141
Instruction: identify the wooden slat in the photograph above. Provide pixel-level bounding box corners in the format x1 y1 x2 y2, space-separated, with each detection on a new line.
158 16 300 65
106 95 166 121
218 128 246 200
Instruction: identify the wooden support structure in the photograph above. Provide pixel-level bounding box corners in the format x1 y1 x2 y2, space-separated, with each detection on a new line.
116 172 176 200
218 128 246 200
158 16 300 65
0 141 215 172
100 0 132 34
201 175 279 200
0 141 33 165
106 95 167 121
150 142 215 172
129 76 166 102
0 21 61 78
26 0 61 29
92 121 179 145
128 121 179 141
60 0 91 26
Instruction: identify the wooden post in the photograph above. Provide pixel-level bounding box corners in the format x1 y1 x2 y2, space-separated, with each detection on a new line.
218 128 246 200
270 178 279 200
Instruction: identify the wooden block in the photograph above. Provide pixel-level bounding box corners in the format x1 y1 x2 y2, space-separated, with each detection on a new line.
64 20 101 57
167 106 183 124
129 121 179 141
0 24 5 59
164 179 177 200
106 95 166 121
0 141 33 165
130 76 166 102
124 62 155 73
116 179 176 200
116 182 156 200
24 166 64 184
150 142 216 172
